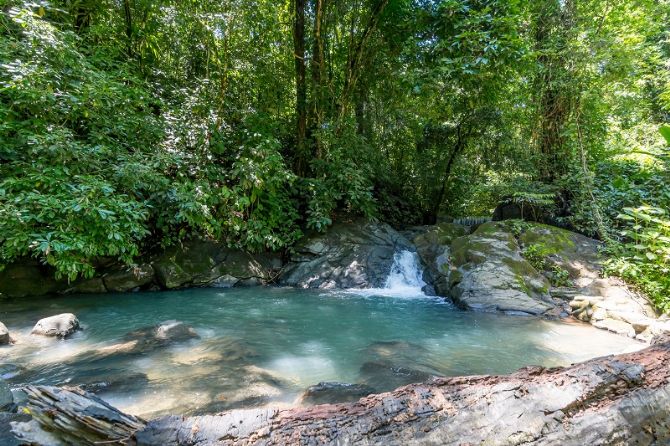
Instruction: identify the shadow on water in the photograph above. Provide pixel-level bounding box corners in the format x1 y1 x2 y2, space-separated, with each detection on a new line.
0 254 643 417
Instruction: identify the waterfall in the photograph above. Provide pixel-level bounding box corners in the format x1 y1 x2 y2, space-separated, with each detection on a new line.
383 250 427 296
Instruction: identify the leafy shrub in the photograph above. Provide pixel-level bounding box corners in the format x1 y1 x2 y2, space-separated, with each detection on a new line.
605 206 670 312
0 7 167 279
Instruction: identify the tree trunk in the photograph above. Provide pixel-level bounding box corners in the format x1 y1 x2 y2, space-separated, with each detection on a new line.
311 0 326 140
123 0 133 57
338 0 389 126
12 337 670 445
293 0 308 175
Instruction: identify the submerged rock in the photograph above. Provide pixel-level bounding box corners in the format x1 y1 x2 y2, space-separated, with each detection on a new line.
359 360 434 390
449 222 554 315
0 323 11 346
31 314 80 338
280 220 413 289
0 379 12 411
122 320 200 352
300 382 376 405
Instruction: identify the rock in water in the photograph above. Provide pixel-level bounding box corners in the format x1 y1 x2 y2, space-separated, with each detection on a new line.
300 382 376 405
280 220 413 289
0 379 12 411
31 314 80 338
0 323 10 345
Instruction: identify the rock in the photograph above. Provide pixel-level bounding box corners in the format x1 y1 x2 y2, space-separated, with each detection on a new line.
449 222 554 315
359 361 434 390
152 239 281 289
0 379 12 411
300 382 376 405
0 263 64 298
567 276 660 340
518 224 603 279
103 264 155 292
31 314 80 338
118 320 200 354
12 386 145 445
280 220 413 289
128 338 670 446
0 323 11 346
0 411 30 446
77 372 150 394
592 318 637 338
155 320 199 341
413 223 468 296
194 365 290 415
68 278 107 294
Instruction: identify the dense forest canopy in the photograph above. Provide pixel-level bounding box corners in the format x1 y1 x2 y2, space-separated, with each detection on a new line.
1 0 669 309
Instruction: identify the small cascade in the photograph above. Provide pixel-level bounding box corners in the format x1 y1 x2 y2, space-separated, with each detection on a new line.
383 250 427 296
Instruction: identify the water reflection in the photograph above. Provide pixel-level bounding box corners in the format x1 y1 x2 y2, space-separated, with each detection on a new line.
0 287 643 418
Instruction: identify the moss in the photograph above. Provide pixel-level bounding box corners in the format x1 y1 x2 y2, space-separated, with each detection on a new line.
501 256 539 278
518 223 576 255
435 223 468 244
473 221 505 236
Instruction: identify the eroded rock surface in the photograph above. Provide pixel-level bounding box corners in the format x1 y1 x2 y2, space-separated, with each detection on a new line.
280 221 413 289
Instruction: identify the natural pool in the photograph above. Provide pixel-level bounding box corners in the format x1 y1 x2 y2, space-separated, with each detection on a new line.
0 285 643 419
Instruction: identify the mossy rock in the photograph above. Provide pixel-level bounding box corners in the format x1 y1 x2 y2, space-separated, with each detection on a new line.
517 223 602 279
448 221 554 315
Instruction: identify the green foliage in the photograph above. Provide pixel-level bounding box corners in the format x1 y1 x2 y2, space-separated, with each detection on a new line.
303 128 377 231
605 206 670 312
522 243 571 287
1 0 670 316
0 6 166 279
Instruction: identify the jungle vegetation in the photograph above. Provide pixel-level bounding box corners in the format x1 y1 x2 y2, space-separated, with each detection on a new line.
1 0 669 310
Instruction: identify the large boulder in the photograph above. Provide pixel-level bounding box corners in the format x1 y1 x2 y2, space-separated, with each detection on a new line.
103 265 155 292
152 239 281 289
0 323 11 346
449 222 554 315
31 314 80 338
280 221 413 289
413 223 468 296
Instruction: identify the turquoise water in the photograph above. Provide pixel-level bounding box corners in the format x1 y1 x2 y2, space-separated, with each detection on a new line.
0 287 642 418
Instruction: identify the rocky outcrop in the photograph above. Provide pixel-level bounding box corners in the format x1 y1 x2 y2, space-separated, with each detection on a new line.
0 263 63 298
0 239 282 298
12 337 670 445
151 240 281 289
0 323 11 346
30 314 80 338
567 278 667 341
413 223 468 295
280 221 413 289
448 222 554 315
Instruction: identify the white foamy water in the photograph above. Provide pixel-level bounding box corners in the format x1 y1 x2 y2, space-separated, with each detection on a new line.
348 250 429 298
384 250 427 294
